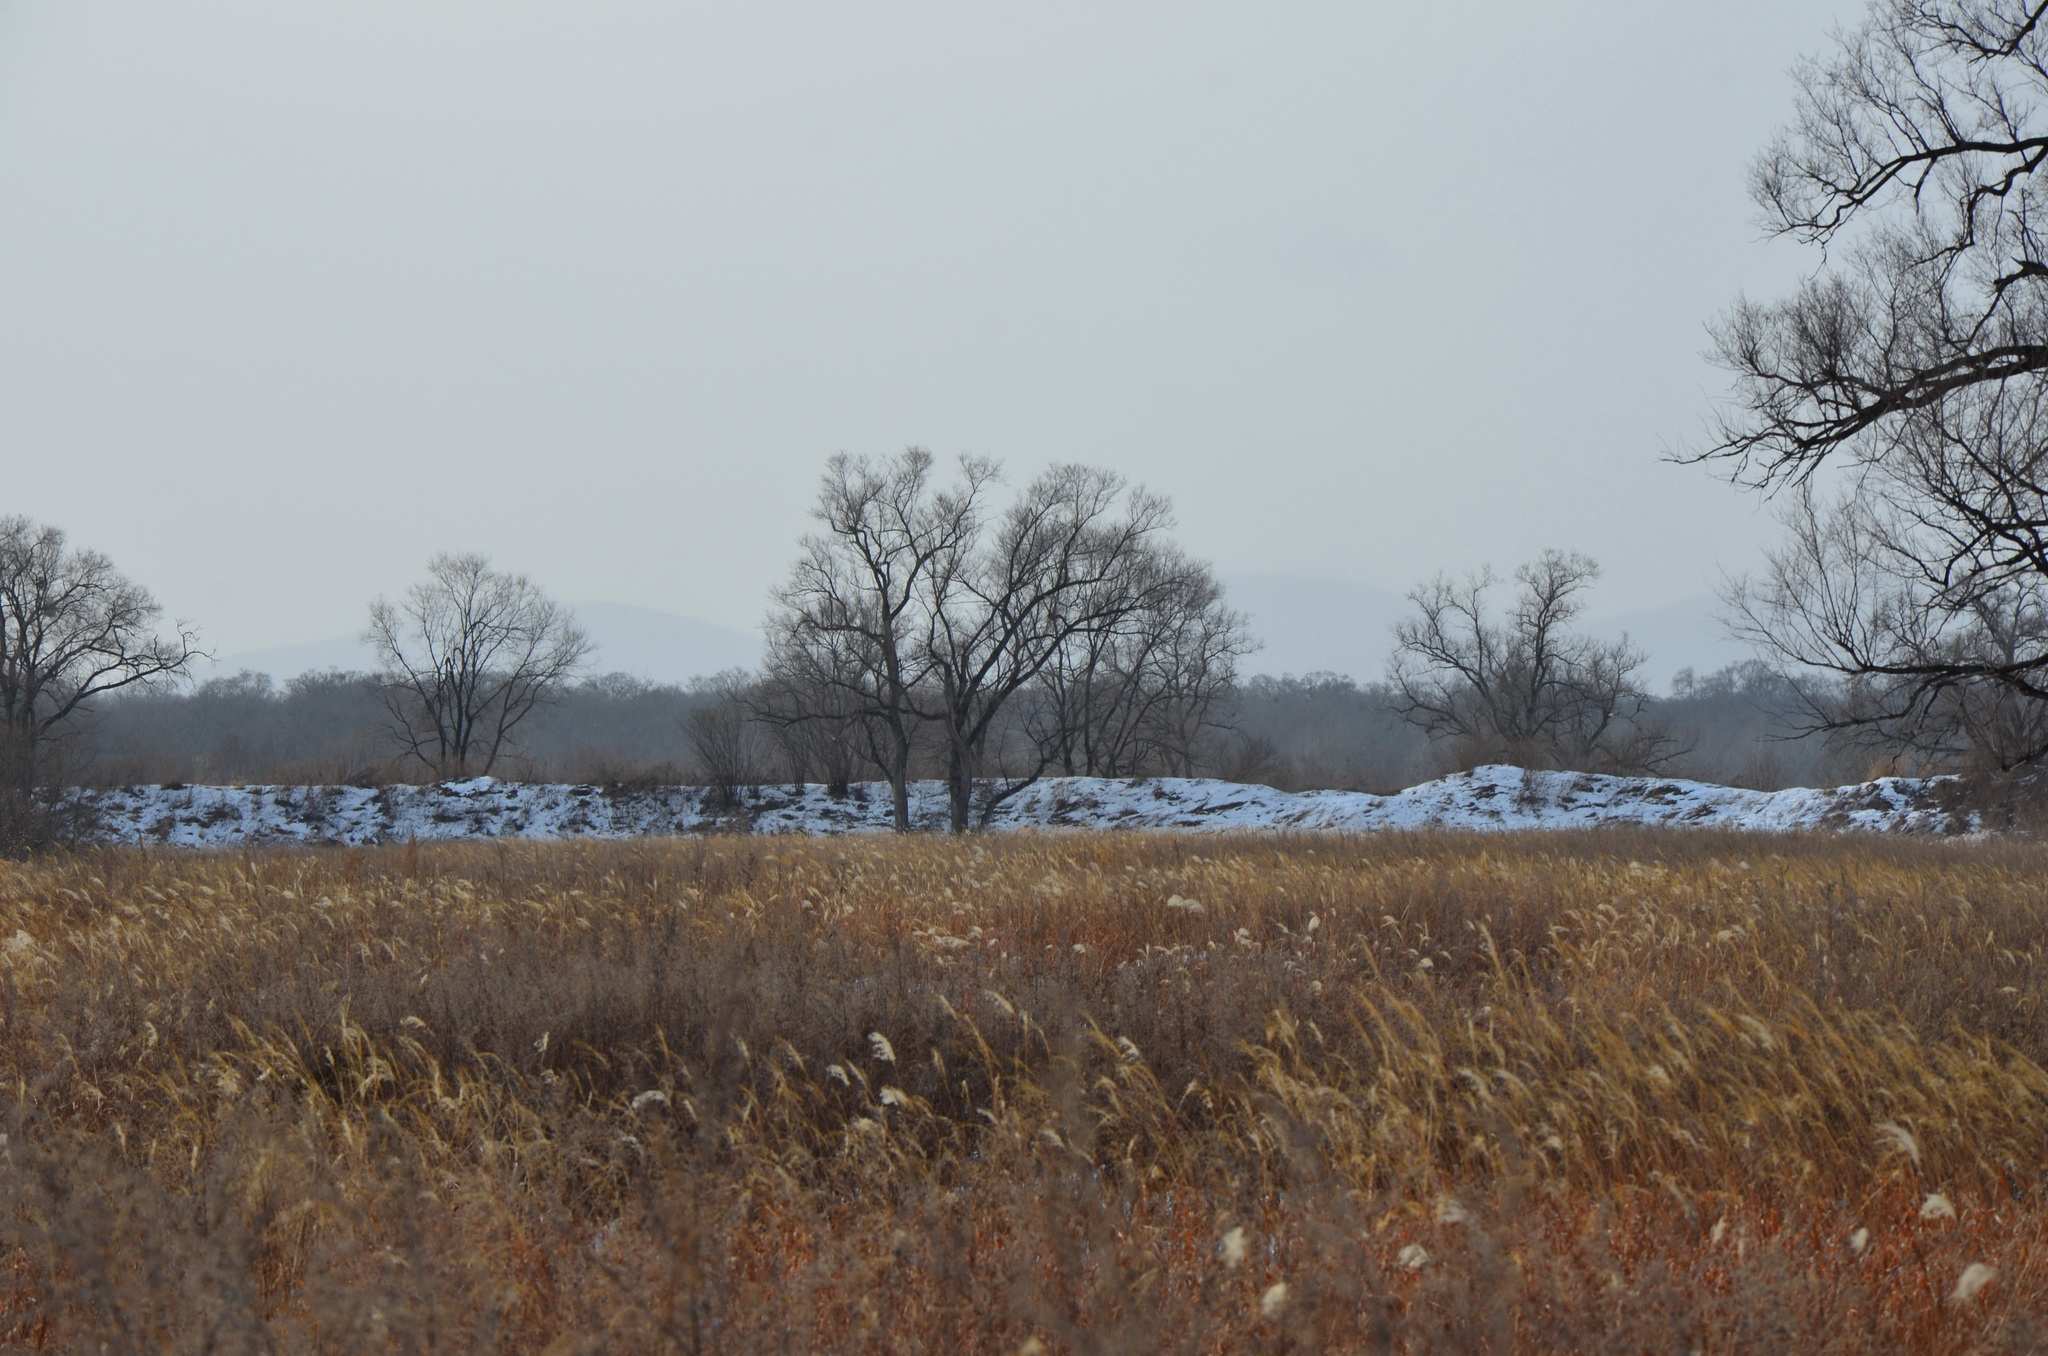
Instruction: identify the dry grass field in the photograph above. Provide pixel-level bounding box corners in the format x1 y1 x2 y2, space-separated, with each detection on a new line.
0 830 2044 1353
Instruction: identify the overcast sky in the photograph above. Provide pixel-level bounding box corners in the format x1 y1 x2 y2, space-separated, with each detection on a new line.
0 1 1850 656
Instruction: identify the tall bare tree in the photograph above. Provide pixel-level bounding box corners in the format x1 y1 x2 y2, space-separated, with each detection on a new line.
0 516 200 853
1698 1 2048 763
916 464 1181 830
1023 546 1252 778
763 450 989 830
1703 0 2048 484
1389 551 1672 772
366 554 590 778
764 451 1243 831
0 516 200 761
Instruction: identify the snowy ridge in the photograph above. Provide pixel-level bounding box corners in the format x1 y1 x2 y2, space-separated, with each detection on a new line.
84 765 1974 847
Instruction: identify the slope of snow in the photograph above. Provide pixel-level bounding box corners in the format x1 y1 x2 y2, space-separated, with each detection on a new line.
82 765 1974 847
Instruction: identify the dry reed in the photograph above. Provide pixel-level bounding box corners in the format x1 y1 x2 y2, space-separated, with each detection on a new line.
0 829 2043 1352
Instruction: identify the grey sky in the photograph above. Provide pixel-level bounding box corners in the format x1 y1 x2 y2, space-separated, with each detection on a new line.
0 1 1847 661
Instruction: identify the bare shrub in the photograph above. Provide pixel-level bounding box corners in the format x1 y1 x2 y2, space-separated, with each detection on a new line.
683 671 762 809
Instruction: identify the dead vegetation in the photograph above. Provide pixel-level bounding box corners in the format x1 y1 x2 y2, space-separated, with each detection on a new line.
0 830 2043 1352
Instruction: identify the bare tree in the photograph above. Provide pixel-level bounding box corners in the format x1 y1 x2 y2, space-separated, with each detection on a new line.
1127 567 1254 774
917 464 1180 830
1728 457 2048 769
0 516 200 853
0 516 201 760
763 450 990 830
1024 546 1253 778
764 451 1244 831
751 668 865 795
1697 1 2048 764
1388 551 1673 772
365 554 590 778
1700 1 2048 485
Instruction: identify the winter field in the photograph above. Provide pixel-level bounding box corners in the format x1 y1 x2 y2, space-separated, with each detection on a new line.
86 764 1975 846
0 830 2041 1351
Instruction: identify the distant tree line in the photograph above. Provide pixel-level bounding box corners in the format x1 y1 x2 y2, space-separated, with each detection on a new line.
63 654 1856 800
0 443 1986 856
0 465 1899 854
77 668 722 789
17 0 2048 848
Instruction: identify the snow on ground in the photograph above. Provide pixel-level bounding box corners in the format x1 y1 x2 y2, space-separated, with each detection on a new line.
82 765 1974 847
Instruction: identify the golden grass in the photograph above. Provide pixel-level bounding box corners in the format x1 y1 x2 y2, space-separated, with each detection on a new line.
0 830 2045 1352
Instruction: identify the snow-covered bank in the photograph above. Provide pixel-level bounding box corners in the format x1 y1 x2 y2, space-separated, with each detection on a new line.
82 765 1974 847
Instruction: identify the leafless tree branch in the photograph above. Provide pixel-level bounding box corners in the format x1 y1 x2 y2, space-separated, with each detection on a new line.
1388 552 1677 773
365 554 589 778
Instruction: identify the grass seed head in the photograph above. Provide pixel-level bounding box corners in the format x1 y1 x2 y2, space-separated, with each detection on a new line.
1874 1120 1922 1167
1953 1262 1997 1303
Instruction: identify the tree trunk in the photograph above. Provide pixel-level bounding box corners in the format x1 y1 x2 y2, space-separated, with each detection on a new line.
889 770 911 832
947 741 972 834
885 735 912 832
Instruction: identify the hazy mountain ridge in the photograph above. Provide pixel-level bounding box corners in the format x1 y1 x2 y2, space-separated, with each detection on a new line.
203 601 762 687
1224 575 1748 690
202 582 1745 694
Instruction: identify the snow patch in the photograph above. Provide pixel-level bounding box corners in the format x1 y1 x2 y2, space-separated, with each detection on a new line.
79 765 1974 847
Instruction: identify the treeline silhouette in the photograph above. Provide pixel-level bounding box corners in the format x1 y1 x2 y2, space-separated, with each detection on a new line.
72 658 1860 793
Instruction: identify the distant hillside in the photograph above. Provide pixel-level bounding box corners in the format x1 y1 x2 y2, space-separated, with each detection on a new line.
197 579 1748 698
1223 574 1752 691
202 601 761 687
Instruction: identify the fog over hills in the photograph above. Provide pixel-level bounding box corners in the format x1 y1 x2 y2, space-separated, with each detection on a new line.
1221 576 1409 682
205 602 762 687
201 585 1749 694
1589 596 1754 692
1223 576 1752 693
564 603 763 681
